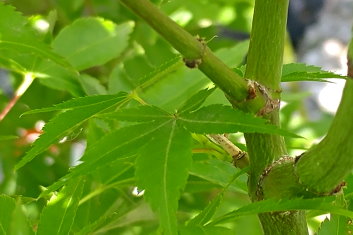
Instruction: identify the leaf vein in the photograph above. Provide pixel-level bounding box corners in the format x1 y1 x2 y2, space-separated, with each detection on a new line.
162 120 176 233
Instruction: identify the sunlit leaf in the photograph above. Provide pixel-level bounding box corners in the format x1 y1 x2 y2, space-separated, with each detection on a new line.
0 3 83 96
0 3 70 69
37 177 85 235
282 63 347 82
52 18 134 70
136 121 192 234
16 93 127 170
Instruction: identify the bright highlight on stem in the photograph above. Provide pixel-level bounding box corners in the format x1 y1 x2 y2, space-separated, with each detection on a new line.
0 72 35 121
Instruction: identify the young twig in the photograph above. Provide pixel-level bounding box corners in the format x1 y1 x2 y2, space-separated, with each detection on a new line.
0 73 35 121
206 134 249 168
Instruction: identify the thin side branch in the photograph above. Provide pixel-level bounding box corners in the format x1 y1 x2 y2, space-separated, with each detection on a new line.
118 0 266 110
207 134 249 169
243 0 289 200
0 73 35 121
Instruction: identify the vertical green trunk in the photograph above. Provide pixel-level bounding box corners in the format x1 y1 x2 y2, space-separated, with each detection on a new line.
244 0 308 234
245 0 288 199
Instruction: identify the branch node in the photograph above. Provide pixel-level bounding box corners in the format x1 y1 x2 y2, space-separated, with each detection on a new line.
253 81 280 116
256 156 293 199
241 79 281 116
294 152 304 164
246 80 257 100
182 35 206 69
330 181 346 194
183 57 202 69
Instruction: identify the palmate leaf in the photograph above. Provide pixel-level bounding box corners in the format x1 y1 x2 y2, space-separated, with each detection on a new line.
96 96 297 137
52 18 134 70
15 93 127 170
37 177 85 235
99 86 216 122
179 104 299 137
211 196 353 225
136 121 192 235
95 103 298 147
281 63 347 82
98 105 171 122
40 121 170 196
22 92 127 116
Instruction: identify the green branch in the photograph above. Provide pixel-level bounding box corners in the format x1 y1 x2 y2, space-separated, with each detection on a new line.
253 19 353 235
242 0 309 234
243 0 289 198
295 42 353 192
119 0 264 109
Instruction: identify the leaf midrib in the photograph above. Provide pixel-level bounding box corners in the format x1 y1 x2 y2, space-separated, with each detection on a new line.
162 120 176 233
